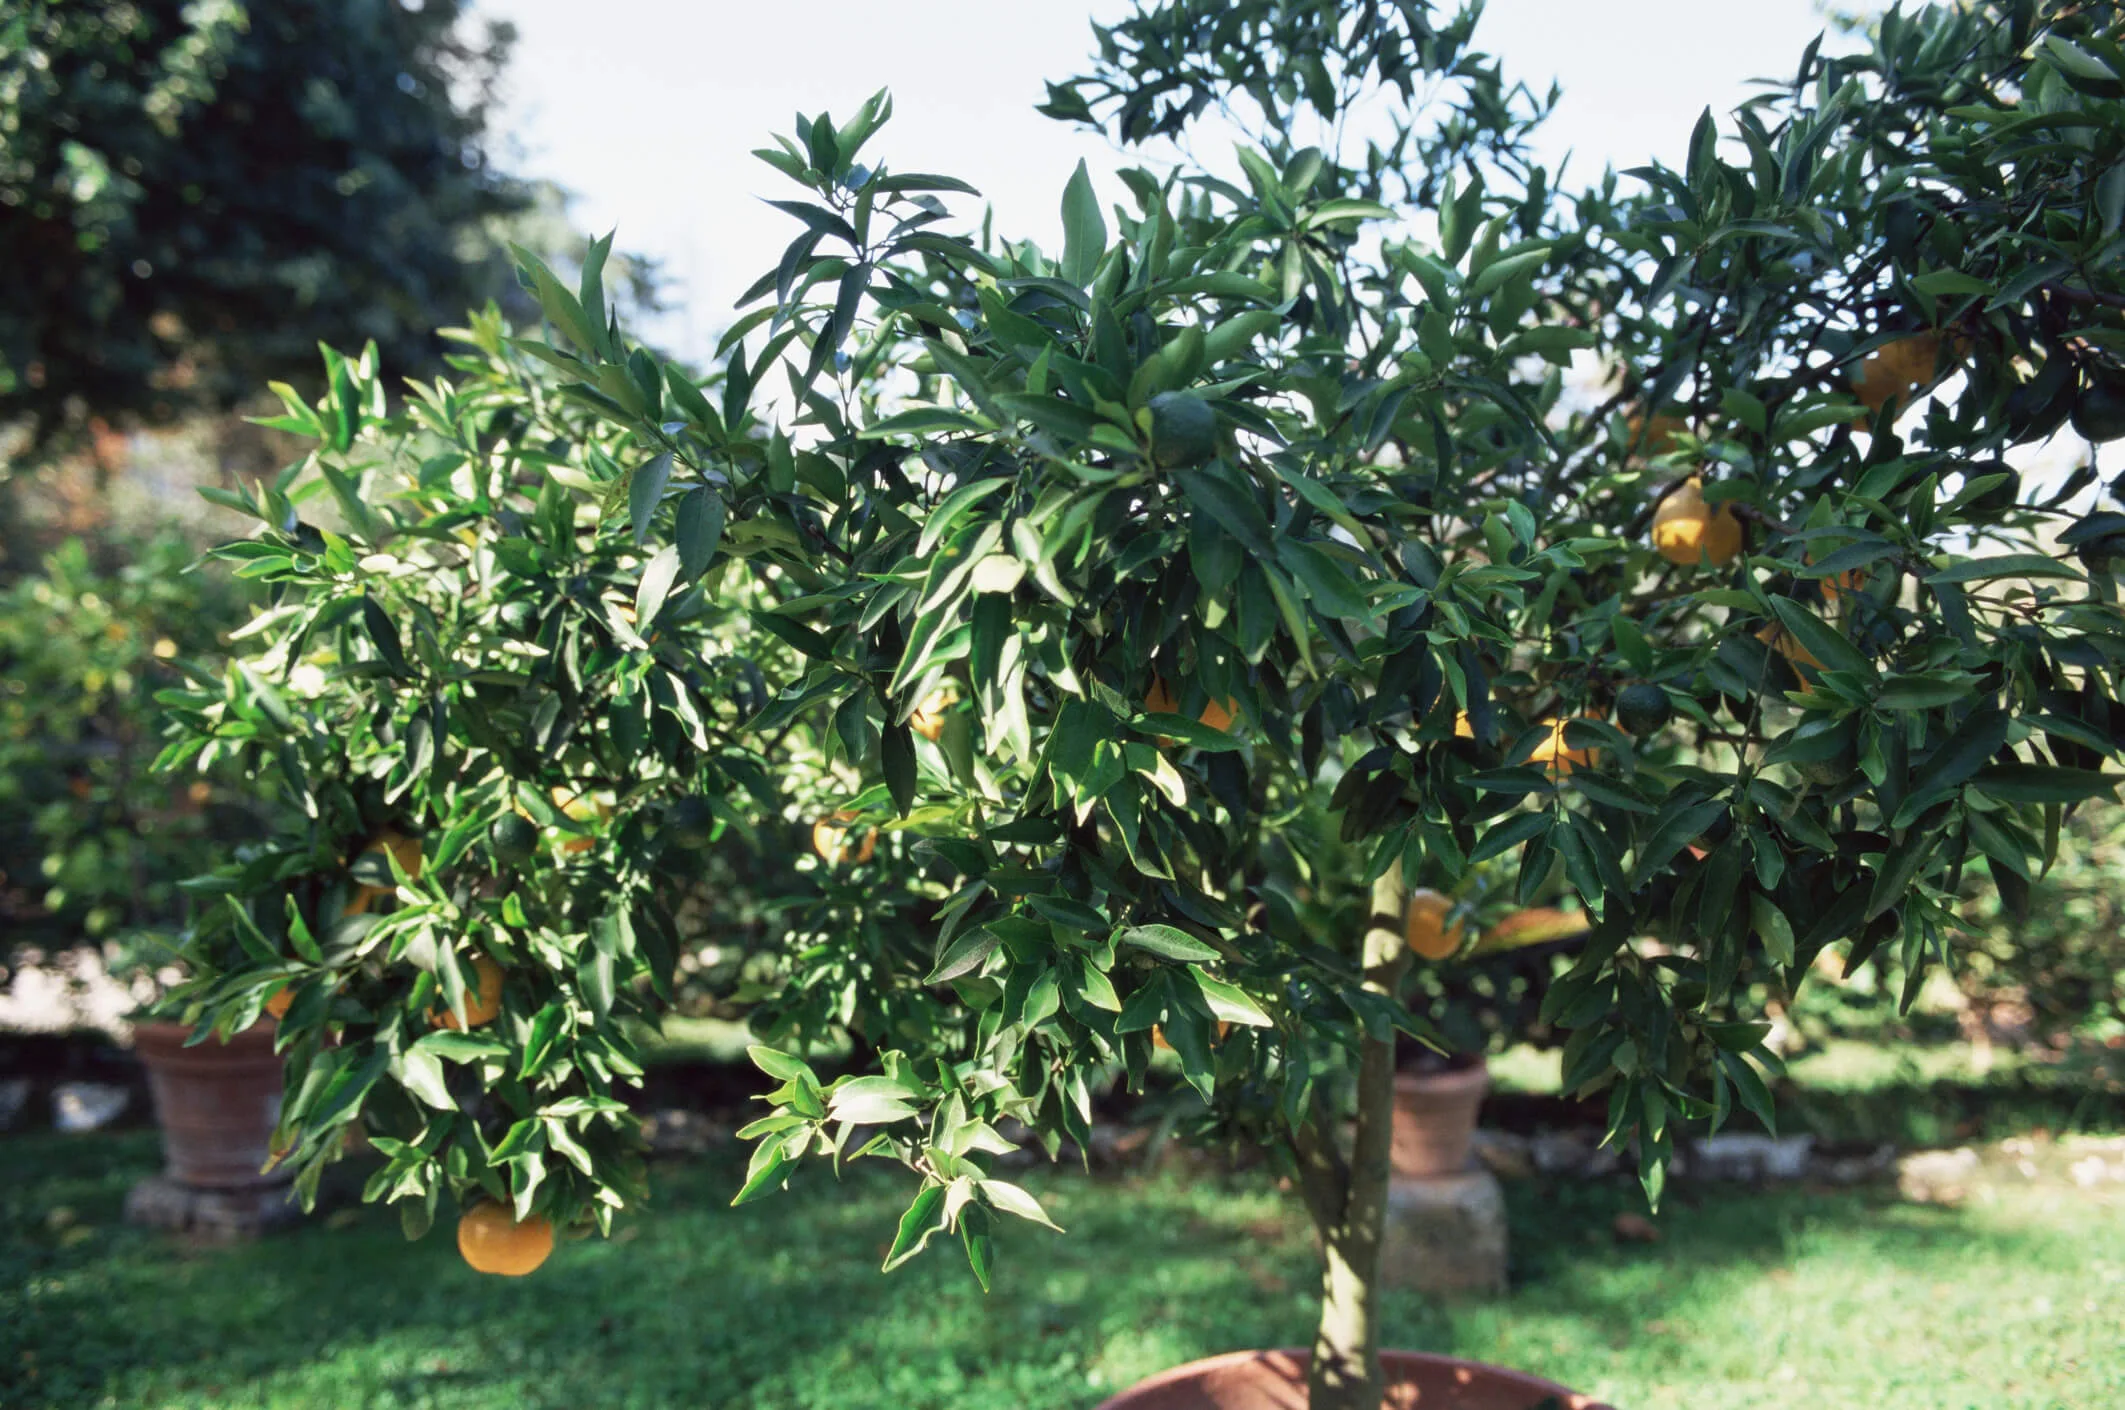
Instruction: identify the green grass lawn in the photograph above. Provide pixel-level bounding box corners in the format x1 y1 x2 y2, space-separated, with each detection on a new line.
4 1131 2121 1410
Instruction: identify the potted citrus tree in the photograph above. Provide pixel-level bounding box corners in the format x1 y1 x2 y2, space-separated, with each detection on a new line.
162 2 2125 1406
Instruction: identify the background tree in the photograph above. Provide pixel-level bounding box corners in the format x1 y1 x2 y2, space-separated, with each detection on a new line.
0 0 526 451
166 4 2125 1409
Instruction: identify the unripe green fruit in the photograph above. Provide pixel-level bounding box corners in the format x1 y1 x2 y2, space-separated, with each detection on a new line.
2077 533 2125 576
1960 458 2020 516
665 795 718 850
2071 372 2125 444
1147 391 1219 469
1791 718 1859 788
489 813 539 865
1616 682 1673 736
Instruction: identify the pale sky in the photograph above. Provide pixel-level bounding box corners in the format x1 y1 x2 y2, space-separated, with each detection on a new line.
479 1 1871 359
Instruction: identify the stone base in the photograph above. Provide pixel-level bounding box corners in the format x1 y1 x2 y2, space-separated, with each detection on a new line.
1378 1167 1508 1296
124 1173 302 1241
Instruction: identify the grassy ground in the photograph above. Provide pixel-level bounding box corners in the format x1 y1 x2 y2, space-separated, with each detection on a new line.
4 1131 2121 1409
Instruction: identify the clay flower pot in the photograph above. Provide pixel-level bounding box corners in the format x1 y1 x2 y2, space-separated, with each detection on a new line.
132 1020 288 1189
1390 1056 1490 1178
1093 1348 1611 1409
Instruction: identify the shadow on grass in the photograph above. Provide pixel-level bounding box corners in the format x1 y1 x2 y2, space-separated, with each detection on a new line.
4 1131 2119 1410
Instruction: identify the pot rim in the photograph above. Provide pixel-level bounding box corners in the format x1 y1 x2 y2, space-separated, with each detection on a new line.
1092 1347 1609 1410
1392 1056 1491 1095
131 1019 281 1060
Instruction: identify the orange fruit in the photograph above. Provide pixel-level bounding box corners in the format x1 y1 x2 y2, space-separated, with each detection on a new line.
456 1202 554 1277
1530 717 1598 777
1453 711 1476 739
1151 1021 1230 1051
428 953 505 1031
1404 888 1464 961
1650 478 1744 567
345 830 423 915
1757 621 1824 672
1624 410 1691 458
1851 332 1952 426
1144 679 1240 734
812 811 878 865
1813 556 1867 608
909 688 954 742
264 988 294 1021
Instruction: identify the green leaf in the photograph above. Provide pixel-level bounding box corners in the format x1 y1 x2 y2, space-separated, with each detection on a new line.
828 1077 921 1126
1116 924 1221 963
1470 810 1552 865
634 545 682 626
926 930 999 985
1970 765 2121 805
360 597 408 675
1768 599 1873 679
675 489 725 581
1924 554 2085 586
1188 970 1271 1027
1128 713 1245 752
1277 539 1374 622
393 1049 454 1110
882 1183 949 1270
1632 799 1728 883
747 1046 812 1082
1465 245 1549 299
1059 160 1107 287
1875 673 1985 711
1908 269 1994 298
731 1140 795 1206
629 451 672 546
979 1179 1064 1233
882 722 916 818
1173 469 1274 558
1866 832 1939 920
415 1031 509 1063
1749 893 1795 966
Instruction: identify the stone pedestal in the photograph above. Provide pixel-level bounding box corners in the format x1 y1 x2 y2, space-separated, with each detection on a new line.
124 1173 302 1242
1377 1167 1508 1296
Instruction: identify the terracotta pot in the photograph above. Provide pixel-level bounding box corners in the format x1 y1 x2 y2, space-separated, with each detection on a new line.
133 1021 288 1190
1093 1348 1611 1410
1390 1058 1489 1178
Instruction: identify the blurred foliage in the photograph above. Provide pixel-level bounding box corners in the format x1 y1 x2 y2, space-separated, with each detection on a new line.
0 0 527 449
0 532 261 974
1788 800 2125 1061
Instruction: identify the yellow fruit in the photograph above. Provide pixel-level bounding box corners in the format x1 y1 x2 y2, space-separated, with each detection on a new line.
428 953 505 1031
456 1203 554 1277
1850 332 1957 427
812 811 878 865
1404 888 1464 961
909 688 954 742
1453 712 1475 739
1530 717 1598 777
345 830 423 915
1650 478 1744 567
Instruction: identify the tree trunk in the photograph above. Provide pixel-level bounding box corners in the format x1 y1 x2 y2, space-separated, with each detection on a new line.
1303 862 1410 1410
